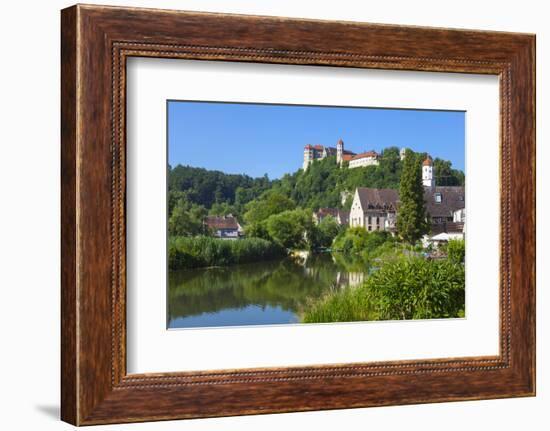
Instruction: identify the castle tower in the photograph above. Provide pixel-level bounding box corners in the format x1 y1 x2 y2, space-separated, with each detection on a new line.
336 139 344 166
422 156 435 188
400 147 407 161
303 145 313 170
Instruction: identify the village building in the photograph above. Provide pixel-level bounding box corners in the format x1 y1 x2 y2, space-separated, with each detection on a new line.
349 188 399 232
203 215 243 239
313 207 350 226
348 157 465 244
349 185 465 238
347 150 380 169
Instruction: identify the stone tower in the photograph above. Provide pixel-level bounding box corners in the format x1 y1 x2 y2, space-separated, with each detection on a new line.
303 144 313 170
422 156 435 188
336 139 344 166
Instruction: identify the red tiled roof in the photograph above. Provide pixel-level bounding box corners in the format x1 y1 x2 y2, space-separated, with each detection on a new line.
350 150 378 161
313 144 324 150
342 154 354 161
316 208 339 218
356 187 399 210
423 156 433 166
204 216 240 230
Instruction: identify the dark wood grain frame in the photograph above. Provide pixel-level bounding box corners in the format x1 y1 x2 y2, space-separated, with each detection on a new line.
61 4 535 426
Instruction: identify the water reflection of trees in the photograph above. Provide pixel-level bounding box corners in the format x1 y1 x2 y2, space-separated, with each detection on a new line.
168 253 369 320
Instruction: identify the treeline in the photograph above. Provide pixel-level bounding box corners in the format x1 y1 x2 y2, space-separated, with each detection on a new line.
169 164 271 210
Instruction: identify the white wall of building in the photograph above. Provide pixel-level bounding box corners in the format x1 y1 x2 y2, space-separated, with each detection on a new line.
348 156 379 169
349 189 365 227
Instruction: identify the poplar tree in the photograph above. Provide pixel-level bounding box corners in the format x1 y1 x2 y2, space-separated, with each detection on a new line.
397 150 429 244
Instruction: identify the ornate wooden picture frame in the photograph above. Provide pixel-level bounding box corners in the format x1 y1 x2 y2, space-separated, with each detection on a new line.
61 4 535 425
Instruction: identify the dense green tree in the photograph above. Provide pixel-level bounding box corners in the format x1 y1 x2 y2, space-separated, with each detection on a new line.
168 199 207 237
208 202 238 217
265 209 312 249
397 150 429 244
243 191 296 225
168 164 271 209
313 216 341 249
433 158 465 186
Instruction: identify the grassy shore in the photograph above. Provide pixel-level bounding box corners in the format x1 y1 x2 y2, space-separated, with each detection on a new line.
302 256 465 323
168 236 287 270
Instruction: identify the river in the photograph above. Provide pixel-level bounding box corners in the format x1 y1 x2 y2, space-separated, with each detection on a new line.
168 253 368 329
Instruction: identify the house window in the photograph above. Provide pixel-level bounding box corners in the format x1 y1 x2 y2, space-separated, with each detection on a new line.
367 216 371 224
435 192 442 203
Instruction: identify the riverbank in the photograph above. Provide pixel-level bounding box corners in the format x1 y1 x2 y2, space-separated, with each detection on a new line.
168 236 286 270
301 256 465 323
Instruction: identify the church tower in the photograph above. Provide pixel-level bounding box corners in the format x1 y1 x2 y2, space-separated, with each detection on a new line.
337 139 344 166
422 156 435 188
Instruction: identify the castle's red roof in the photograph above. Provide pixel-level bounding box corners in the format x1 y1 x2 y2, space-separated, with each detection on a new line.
350 150 378 161
423 156 433 166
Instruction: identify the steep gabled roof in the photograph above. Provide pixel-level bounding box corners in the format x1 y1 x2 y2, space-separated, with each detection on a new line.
351 150 378 161
355 187 399 211
204 215 241 230
424 186 465 218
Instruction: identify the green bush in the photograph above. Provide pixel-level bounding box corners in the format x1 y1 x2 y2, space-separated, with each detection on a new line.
266 209 312 249
168 236 286 270
332 228 396 258
302 257 465 323
312 216 341 249
447 239 465 264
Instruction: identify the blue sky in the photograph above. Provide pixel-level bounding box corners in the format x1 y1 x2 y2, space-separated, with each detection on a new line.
168 101 465 179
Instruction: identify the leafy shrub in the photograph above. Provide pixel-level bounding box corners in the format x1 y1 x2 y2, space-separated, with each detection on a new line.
332 228 396 258
447 239 465 264
302 257 465 323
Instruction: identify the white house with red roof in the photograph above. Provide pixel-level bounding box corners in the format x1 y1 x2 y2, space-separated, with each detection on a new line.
203 215 243 239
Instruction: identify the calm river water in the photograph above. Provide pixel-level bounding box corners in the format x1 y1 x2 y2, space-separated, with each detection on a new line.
168 253 367 329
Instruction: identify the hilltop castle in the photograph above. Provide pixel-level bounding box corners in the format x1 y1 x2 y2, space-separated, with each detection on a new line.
303 139 436 187
303 139 380 170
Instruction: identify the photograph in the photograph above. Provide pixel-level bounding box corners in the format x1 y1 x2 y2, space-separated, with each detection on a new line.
167 101 466 329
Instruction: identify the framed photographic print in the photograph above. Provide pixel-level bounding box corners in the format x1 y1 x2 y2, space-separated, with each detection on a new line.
61 4 535 425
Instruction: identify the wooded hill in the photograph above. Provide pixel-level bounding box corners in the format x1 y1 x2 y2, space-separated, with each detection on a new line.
168 146 464 221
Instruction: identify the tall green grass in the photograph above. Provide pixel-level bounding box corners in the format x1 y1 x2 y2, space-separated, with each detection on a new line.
168 236 287 269
302 257 465 323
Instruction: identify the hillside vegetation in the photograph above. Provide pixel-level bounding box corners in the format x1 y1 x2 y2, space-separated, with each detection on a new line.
168 146 464 224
